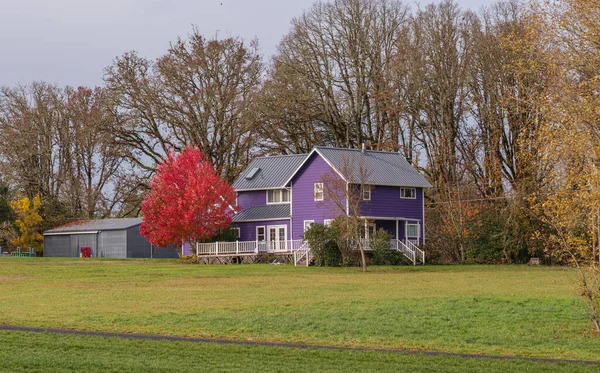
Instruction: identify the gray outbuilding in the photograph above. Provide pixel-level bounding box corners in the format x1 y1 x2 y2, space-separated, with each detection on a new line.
43 218 179 258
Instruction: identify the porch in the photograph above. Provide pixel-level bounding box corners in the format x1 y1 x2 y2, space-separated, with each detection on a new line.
191 238 424 266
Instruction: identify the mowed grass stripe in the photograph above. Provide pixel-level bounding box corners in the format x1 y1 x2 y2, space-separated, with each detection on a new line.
0 258 597 361
1 330 598 373
2 324 600 367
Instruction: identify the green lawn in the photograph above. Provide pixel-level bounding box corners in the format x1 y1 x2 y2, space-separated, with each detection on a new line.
0 331 597 373
0 258 598 365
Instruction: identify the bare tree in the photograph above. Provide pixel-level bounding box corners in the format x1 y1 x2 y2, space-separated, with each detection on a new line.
104 29 263 185
320 154 373 271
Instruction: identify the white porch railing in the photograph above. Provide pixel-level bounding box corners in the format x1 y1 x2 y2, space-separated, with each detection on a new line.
194 238 424 266
196 240 305 256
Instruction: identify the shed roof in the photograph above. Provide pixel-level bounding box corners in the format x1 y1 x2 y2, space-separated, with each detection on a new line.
314 147 432 188
232 154 307 190
44 218 142 235
232 204 290 222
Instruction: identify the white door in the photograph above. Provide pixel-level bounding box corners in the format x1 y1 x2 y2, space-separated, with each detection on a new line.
268 225 287 252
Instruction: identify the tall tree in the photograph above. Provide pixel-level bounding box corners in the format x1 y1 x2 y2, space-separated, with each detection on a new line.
104 29 263 186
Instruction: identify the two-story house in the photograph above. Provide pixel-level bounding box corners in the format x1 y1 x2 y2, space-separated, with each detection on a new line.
221 146 430 264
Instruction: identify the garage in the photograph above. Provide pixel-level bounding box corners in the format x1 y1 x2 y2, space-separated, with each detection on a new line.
43 218 179 258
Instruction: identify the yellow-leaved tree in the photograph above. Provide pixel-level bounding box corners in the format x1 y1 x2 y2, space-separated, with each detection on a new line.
9 195 43 252
528 0 600 331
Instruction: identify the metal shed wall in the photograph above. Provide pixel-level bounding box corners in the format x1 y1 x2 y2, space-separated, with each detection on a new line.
126 226 179 258
43 235 72 257
97 230 127 258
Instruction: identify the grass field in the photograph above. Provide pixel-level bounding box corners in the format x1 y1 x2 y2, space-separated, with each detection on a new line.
1 258 599 371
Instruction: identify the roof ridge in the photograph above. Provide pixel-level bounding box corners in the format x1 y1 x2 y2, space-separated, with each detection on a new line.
315 146 402 155
254 153 308 160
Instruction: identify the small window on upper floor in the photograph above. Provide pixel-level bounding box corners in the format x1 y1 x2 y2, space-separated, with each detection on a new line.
361 185 371 201
267 189 290 204
400 187 416 199
314 183 324 201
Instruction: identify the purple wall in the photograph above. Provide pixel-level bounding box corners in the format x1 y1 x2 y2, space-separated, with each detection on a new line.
289 153 341 240
360 186 424 242
237 190 267 210
232 219 291 241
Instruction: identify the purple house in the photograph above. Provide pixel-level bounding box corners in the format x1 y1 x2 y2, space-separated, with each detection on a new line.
222 146 430 263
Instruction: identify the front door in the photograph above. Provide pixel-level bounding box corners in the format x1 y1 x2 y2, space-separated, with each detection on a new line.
268 226 287 252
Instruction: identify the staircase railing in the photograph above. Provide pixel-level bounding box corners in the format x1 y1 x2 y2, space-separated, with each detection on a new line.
390 239 416 265
406 240 425 265
293 241 311 267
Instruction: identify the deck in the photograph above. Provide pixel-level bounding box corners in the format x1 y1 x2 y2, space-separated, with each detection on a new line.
192 239 424 266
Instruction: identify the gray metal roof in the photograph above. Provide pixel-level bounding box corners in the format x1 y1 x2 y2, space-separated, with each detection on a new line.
232 154 307 190
44 218 142 235
315 147 432 188
232 204 290 222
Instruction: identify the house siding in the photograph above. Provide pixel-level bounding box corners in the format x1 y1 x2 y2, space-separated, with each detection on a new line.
237 190 267 209
232 219 291 241
289 153 341 240
360 186 424 243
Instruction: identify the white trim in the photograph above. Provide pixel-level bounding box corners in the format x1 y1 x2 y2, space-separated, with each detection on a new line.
235 187 292 192
256 226 266 242
324 219 334 227
361 185 371 201
314 183 324 201
400 187 416 199
303 220 315 232
358 216 414 221
266 188 291 204
405 223 420 238
44 231 99 236
281 148 348 188
422 188 426 244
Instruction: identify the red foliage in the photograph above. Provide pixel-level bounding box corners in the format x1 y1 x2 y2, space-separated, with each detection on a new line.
140 147 237 247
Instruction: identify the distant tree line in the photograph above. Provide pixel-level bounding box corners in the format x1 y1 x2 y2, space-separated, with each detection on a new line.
0 0 596 266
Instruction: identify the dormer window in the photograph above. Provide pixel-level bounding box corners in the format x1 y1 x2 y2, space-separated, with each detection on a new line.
267 189 290 204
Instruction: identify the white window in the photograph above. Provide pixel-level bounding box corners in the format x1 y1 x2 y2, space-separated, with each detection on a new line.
267 189 290 204
231 227 240 240
406 223 419 238
304 220 314 232
256 226 266 242
324 219 334 227
314 183 323 201
400 187 416 199
361 185 371 201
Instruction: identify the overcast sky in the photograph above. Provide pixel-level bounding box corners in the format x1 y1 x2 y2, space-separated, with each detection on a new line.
0 0 493 88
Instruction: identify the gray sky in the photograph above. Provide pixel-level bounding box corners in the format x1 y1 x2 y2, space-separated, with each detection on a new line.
0 0 493 88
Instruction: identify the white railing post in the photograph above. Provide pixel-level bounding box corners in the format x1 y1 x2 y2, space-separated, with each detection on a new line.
236 241 239 255
215 242 219 255
196 242 198 257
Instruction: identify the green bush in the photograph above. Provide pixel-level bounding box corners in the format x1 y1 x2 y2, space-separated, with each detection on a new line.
371 229 401 265
303 223 341 266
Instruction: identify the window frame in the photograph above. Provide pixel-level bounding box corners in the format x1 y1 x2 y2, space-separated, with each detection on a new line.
304 220 315 232
361 185 371 201
405 223 420 238
324 219 334 227
314 183 324 201
256 226 266 242
400 187 416 199
266 189 290 204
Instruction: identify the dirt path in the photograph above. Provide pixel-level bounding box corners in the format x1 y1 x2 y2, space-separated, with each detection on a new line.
1 324 598 366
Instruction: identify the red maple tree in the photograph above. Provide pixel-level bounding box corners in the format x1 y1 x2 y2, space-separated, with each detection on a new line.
140 147 237 248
